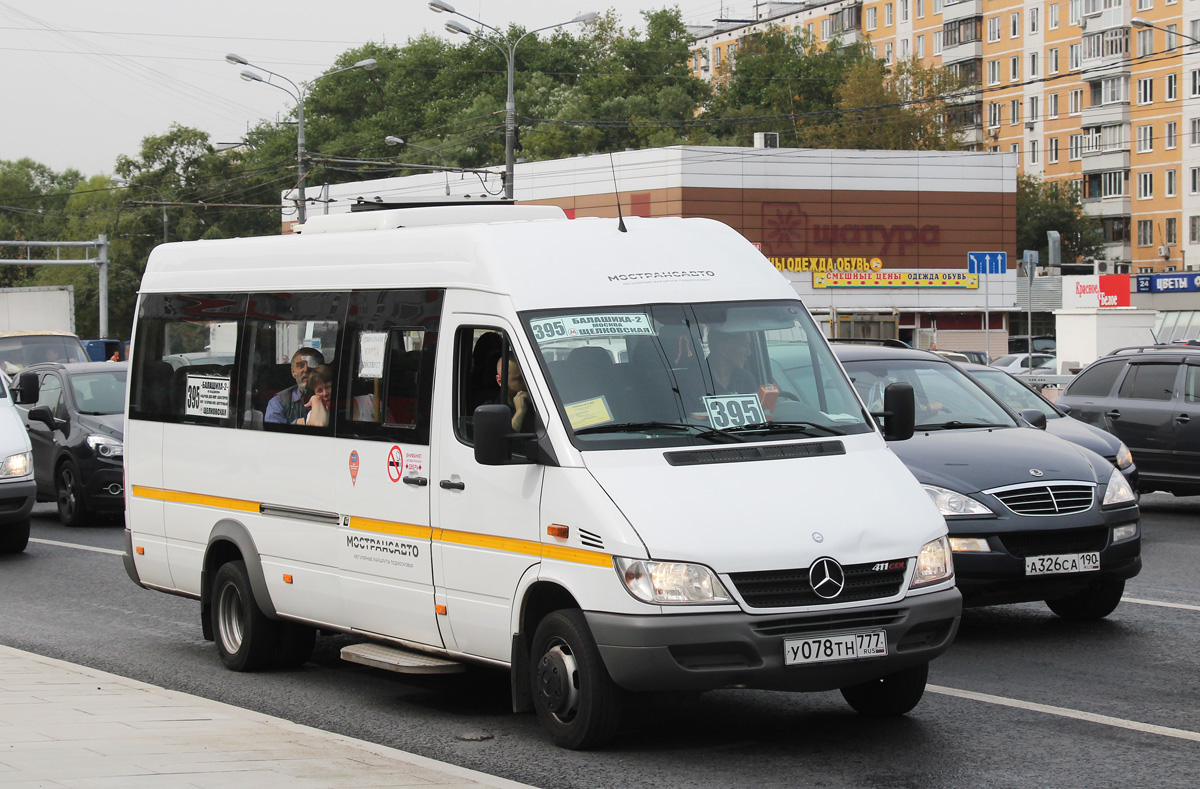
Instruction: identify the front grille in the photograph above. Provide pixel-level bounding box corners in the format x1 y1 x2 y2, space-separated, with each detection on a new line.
998 527 1109 558
991 484 1094 516
730 559 907 608
750 610 906 638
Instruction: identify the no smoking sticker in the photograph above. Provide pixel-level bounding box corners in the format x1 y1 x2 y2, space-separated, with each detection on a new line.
387 446 403 482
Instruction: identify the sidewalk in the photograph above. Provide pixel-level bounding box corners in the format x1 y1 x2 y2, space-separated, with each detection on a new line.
0 645 536 789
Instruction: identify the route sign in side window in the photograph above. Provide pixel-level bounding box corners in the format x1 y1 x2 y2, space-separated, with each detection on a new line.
129 293 246 427
241 292 346 433
337 289 442 446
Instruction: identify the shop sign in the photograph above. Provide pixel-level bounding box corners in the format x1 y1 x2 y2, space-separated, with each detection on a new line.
813 270 978 289
1136 273 1200 294
1063 275 1131 308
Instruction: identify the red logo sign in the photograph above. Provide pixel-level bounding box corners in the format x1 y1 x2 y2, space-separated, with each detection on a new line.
387 446 403 483
348 450 360 486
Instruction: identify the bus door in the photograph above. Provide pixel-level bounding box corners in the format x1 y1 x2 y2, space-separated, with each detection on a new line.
335 290 443 648
431 317 545 661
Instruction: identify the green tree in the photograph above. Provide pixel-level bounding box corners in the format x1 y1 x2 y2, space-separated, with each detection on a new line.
803 57 967 150
1017 174 1104 266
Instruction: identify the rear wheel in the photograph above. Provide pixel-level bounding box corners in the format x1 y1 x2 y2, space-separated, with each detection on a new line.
55 462 89 528
0 518 30 554
1046 578 1125 620
529 609 623 749
840 662 929 717
211 560 279 671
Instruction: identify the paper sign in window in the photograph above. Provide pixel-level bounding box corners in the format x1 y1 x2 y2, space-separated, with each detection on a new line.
565 396 614 429
184 375 230 419
358 332 388 379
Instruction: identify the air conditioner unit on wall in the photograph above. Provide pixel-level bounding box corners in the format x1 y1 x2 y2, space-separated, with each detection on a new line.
753 132 780 149
1097 261 1108 272
1159 246 1170 257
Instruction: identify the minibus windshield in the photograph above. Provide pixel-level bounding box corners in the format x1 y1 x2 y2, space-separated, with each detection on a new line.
523 300 873 448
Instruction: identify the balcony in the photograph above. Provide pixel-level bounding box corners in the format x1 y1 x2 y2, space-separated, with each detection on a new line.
1081 148 1131 174
1080 103 1129 126
942 41 983 64
1083 197 1131 217
942 0 983 22
1080 8 1124 34
1101 240 1132 263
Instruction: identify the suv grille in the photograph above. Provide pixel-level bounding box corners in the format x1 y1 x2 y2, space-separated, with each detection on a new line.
730 559 907 608
991 484 1094 516
998 527 1109 558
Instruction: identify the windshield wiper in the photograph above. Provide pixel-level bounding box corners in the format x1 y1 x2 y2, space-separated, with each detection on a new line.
574 421 745 442
918 420 1008 431
720 421 847 436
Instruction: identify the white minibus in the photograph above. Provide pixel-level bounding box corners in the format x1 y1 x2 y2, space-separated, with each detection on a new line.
123 205 960 749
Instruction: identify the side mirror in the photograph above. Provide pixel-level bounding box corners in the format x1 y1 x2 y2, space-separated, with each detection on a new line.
1019 408 1048 430
27 405 55 430
474 404 516 466
13 372 39 405
871 382 915 441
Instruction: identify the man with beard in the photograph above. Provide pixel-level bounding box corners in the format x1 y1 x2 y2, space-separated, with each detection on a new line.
265 347 325 424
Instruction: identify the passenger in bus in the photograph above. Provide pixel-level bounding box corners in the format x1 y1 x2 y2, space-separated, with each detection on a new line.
495 354 534 432
299 364 334 427
265 347 325 424
706 330 756 394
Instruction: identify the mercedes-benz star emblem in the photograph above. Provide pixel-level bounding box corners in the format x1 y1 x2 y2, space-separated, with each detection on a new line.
808 557 846 600
1029 468 1045 477
812 532 824 543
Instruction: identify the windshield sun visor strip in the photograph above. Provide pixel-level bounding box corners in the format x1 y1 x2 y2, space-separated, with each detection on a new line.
664 440 845 466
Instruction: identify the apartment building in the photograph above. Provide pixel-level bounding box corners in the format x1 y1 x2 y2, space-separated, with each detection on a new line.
690 0 1200 275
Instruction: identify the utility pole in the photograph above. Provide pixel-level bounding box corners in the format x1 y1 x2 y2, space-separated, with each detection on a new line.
0 237 110 337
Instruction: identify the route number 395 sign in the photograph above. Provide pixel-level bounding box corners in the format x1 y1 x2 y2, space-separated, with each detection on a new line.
703 394 764 429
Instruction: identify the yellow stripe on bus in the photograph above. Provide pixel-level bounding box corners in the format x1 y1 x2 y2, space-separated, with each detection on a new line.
348 517 431 540
131 486 612 567
130 485 260 513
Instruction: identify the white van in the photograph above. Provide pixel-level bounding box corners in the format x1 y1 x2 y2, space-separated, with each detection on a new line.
0 372 36 553
122 205 960 749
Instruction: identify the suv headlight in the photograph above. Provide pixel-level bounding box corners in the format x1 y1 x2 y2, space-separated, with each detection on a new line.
0 451 31 478
87 434 123 458
614 558 732 604
922 485 992 517
1103 468 1136 506
1115 442 1134 470
910 536 954 588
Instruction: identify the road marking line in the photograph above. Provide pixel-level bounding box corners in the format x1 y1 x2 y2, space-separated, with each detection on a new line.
1124 597 1200 612
29 538 124 557
928 685 1200 743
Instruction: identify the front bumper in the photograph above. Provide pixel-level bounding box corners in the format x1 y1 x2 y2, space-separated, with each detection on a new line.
585 587 961 693
950 504 1141 607
81 464 125 514
0 478 35 525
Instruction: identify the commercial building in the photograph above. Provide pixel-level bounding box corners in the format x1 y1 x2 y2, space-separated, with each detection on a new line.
300 145 1017 354
688 0 1200 277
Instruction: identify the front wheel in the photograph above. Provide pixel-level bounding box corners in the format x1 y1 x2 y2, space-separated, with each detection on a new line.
840 662 929 717
56 462 89 527
1046 578 1125 620
529 609 623 750
0 518 30 554
211 560 279 671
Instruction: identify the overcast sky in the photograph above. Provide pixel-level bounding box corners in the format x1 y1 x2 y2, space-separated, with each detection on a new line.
0 0 752 178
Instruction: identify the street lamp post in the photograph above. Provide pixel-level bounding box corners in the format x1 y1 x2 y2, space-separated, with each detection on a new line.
227 53 377 223
1131 17 1200 47
110 177 168 244
429 1 597 200
385 136 451 195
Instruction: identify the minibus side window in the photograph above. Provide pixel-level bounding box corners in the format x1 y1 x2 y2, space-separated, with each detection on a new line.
240 292 345 432
453 327 536 457
336 289 441 445
129 293 245 427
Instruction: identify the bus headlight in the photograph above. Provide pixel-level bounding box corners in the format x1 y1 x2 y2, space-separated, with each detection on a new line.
0 451 31 478
614 558 731 604
910 536 953 588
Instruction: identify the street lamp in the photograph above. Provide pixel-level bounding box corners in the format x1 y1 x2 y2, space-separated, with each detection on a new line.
1131 17 1200 47
430 1 598 199
384 136 451 195
227 53 377 223
110 177 168 244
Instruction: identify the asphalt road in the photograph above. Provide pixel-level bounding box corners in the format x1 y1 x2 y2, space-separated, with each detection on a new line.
2 495 1198 788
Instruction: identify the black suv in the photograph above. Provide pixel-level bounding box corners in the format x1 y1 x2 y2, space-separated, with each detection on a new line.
1056 345 1200 496
823 342 1140 619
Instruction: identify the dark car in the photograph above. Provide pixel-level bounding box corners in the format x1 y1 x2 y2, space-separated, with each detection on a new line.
821 343 1140 619
962 363 1137 489
951 350 990 365
18 362 126 526
1055 344 1200 496
1008 335 1056 354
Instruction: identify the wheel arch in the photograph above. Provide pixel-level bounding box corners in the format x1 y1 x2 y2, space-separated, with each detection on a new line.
200 519 277 642
510 575 579 713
